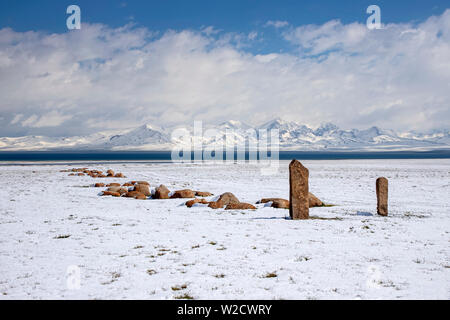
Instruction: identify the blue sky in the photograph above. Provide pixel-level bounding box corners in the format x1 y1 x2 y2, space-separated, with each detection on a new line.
0 1 449 136
0 0 448 52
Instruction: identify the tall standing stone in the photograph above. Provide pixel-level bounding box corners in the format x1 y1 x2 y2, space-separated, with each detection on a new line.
376 177 388 216
289 159 309 220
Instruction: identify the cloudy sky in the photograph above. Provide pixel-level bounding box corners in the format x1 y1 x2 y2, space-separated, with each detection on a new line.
0 0 449 137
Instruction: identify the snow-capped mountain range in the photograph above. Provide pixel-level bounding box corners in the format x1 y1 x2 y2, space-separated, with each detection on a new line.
0 119 448 151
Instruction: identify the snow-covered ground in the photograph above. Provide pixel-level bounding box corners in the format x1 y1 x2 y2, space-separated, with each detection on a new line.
0 159 449 300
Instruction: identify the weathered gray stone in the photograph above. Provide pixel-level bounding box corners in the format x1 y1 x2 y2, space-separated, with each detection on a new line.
376 177 388 216
289 159 309 220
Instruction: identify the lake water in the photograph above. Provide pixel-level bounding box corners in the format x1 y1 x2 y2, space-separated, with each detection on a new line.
0 150 449 163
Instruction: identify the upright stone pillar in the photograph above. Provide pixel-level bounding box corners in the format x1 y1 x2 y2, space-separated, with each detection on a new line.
289 159 309 220
376 177 388 216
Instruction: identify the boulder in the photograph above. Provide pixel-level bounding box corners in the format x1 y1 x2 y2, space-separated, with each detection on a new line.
217 192 240 205
258 198 290 209
186 198 208 207
107 183 121 187
134 184 151 196
208 201 224 209
106 169 115 177
154 185 170 199
94 183 105 188
308 192 323 207
114 173 125 178
102 191 121 197
124 191 146 199
225 203 256 210
170 189 196 199
107 186 128 195
195 191 213 197
289 160 309 220
134 193 147 200
207 192 240 209
122 183 134 187
136 181 150 186
77 173 85 176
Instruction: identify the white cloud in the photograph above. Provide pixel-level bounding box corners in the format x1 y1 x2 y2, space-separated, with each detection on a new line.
266 20 289 28
0 11 450 137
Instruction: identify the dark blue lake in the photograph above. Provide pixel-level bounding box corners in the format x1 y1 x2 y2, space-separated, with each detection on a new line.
0 150 449 162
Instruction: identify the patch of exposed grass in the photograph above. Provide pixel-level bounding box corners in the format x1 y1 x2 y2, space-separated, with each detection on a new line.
146 269 157 276
174 293 194 300
208 241 217 246
134 245 144 249
214 274 225 278
263 272 278 278
191 245 200 249
171 284 187 291
54 234 71 239
309 216 343 221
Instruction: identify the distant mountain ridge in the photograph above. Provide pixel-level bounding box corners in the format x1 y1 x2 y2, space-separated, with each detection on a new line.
0 119 448 151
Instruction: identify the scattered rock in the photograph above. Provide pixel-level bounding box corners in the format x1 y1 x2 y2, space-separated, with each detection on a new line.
124 191 146 199
186 198 208 207
106 183 121 187
77 173 85 176
114 173 125 178
122 183 134 187
225 203 256 210
94 183 105 188
207 192 240 209
195 191 213 197
376 177 388 216
136 181 150 186
106 169 115 177
134 184 151 196
289 159 309 220
107 186 128 195
171 189 196 199
217 192 240 206
154 185 170 199
308 192 323 207
134 193 147 200
102 191 121 197
258 198 290 209
208 201 224 209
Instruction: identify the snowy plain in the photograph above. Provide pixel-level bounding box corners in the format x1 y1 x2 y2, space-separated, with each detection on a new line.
0 159 449 300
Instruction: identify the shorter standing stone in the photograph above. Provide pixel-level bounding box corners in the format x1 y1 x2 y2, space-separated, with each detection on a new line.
376 177 388 216
289 159 309 220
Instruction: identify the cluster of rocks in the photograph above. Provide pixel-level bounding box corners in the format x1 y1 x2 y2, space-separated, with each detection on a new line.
198 192 256 210
61 168 126 178
256 192 323 209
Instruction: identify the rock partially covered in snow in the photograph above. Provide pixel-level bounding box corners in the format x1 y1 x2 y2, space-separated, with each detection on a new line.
258 198 290 209
308 192 323 207
170 189 196 199
154 185 170 199
195 191 213 197
102 191 121 197
208 192 240 209
134 184 151 196
225 203 256 210
186 198 209 207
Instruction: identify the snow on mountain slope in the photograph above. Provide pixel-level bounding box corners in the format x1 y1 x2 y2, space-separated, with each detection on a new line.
0 120 448 151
